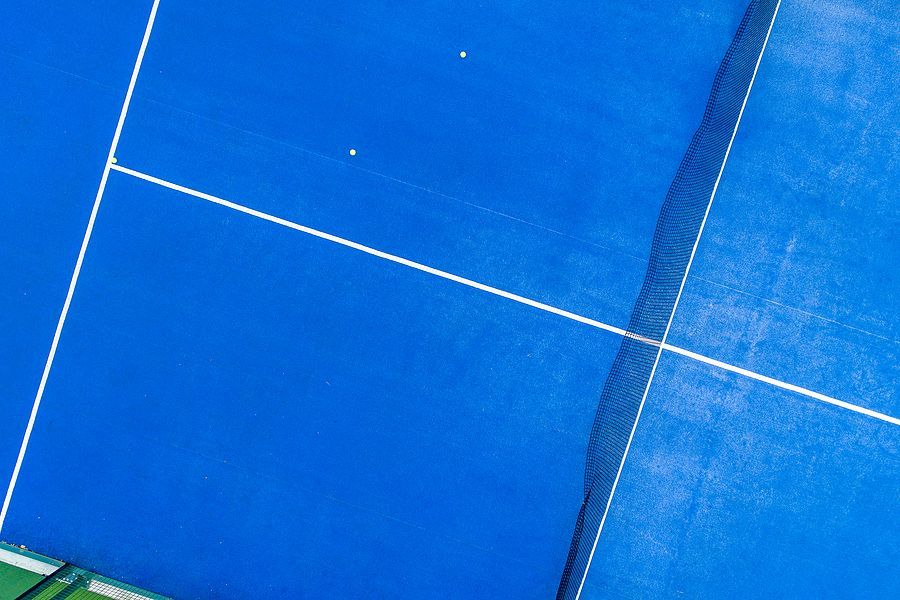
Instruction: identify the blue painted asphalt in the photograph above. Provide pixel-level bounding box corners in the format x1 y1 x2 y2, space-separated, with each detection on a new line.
1 0 897 598
0 0 150 501
3 173 619 597
584 0 900 596
116 0 747 329
130 0 745 260
583 352 899 598
0 1 150 88
668 0 900 416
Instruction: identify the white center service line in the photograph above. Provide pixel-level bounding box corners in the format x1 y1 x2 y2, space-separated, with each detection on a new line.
110 162 899 429
0 0 162 534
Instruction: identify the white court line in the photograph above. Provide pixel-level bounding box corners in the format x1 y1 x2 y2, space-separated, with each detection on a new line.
109 163 899 431
663 344 900 425
0 0 162 534
572 3 784 597
0 6 890 598
109 164 630 338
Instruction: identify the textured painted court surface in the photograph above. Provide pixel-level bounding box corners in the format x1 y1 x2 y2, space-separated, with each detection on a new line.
668 0 900 415
0 1 152 495
582 0 900 596
1 1 897 599
0 561 44 598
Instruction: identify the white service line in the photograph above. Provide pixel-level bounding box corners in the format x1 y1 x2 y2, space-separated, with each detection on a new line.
109 163 630 337
572 3 784 597
0 0 162 534
109 163 899 430
663 344 900 426
0 545 60 576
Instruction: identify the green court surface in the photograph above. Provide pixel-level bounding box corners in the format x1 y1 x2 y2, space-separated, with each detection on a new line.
0 561 44 599
0 543 167 600
25 581 109 600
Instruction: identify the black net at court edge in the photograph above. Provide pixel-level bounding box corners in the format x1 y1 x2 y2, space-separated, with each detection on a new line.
557 1 779 598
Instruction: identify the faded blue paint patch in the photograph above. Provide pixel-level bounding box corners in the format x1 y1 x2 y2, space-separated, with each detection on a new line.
583 352 900 598
669 0 900 416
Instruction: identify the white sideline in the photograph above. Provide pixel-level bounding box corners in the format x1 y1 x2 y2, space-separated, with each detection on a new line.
0 0 162 534
572 3 784 597
109 163 898 430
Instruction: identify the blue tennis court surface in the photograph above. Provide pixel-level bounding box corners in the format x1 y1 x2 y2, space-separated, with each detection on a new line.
1 1 897 598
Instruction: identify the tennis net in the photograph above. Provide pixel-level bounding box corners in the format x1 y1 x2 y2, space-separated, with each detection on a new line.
557 1 780 597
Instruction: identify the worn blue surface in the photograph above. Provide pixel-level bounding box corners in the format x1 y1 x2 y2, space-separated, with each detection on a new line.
1 0 898 598
668 0 900 415
584 0 900 597
582 353 900 598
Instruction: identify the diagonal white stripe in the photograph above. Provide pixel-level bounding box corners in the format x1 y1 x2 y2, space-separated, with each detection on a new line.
108 164 629 337
0 0 163 534
108 163 898 429
663 344 899 425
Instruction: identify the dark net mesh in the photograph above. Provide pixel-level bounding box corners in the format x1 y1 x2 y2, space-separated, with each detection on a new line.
556 1 779 598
